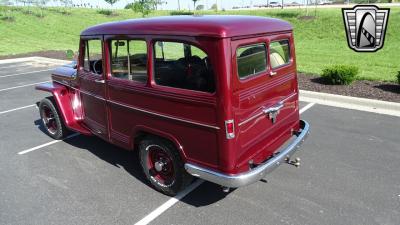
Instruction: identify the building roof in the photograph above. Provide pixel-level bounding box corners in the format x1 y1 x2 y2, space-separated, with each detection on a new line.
81 15 292 38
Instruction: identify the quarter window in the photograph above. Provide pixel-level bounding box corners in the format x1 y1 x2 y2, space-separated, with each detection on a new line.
110 40 148 83
83 39 103 75
236 44 267 79
153 41 215 93
270 40 290 68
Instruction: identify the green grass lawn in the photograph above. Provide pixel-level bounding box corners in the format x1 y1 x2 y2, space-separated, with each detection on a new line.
0 6 399 82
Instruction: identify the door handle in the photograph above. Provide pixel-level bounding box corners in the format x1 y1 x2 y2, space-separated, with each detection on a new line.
94 79 105 84
263 102 284 124
263 102 284 114
270 71 277 76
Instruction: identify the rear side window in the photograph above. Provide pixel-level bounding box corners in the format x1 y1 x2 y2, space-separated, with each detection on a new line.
270 40 290 68
153 41 215 93
110 40 147 83
236 44 267 79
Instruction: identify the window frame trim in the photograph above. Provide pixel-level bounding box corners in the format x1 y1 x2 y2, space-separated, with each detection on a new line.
151 39 216 95
269 39 292 70
235 43 269 81
108 38 149 85
80 36 104 76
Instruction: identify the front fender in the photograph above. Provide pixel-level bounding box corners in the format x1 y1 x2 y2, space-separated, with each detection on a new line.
35 82 91 135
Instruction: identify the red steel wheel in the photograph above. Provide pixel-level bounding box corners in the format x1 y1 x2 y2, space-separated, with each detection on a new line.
139 137 193 196
146 145 176 187
38 97 68 140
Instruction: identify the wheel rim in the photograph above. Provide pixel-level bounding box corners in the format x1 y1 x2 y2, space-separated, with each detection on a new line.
146 145 175 187
41 105 57 135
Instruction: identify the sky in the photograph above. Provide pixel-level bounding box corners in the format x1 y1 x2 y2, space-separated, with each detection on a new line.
53 0 304 10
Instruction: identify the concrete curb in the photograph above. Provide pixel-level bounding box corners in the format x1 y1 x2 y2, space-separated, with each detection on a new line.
300 90 400 117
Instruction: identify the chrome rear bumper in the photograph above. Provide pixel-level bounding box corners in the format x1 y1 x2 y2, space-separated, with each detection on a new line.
185 120 310 188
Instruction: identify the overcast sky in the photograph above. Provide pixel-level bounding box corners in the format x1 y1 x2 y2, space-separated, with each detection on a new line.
56 0 303 10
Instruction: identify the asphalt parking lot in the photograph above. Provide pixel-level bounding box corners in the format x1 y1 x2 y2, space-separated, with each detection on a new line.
0 57 399 225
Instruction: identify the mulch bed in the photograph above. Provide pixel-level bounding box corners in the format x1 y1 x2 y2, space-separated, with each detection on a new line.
298 73 400 103
1 51 399 103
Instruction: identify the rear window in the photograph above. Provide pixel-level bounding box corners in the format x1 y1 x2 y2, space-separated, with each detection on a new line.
236 44 267 79
270 40 290 68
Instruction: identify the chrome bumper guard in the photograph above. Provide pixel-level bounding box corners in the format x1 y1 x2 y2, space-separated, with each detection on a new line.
185 120 310 188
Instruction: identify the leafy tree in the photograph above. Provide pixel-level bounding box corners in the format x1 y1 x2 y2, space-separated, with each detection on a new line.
195 4 204 10
210 3 217 10
131 0 160 17
104 0 118 8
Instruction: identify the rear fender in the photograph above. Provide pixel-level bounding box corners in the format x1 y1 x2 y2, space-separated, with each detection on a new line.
132 125 187 160
35 82 91 135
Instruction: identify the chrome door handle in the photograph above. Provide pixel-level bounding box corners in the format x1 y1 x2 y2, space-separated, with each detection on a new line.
263 102 284 114
270 71 277 76
263 102 284 124
94 79 105 84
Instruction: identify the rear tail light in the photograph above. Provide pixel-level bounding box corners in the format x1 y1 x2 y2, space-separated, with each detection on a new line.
225 120 235 139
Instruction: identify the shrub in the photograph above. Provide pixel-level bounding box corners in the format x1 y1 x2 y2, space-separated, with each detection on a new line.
397 71 400 85
170 11 194 16
321 64 359 85
97 9 114 16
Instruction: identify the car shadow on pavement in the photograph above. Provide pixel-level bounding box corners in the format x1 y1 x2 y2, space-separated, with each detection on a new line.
64 135 232 205
181 181 232 207
34 119 234 205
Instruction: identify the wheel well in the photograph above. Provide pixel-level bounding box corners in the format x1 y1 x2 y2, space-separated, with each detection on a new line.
133 131 185 159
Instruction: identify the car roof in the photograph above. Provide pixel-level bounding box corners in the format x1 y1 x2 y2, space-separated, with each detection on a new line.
81 15 292 38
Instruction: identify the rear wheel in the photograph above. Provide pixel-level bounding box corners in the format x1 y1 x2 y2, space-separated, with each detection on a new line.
139 137 192 196
39 97 68 140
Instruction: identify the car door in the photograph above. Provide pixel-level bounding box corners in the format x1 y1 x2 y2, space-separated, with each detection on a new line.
78 36 109 139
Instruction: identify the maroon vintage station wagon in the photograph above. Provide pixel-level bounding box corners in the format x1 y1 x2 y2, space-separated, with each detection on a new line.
35 15 309 196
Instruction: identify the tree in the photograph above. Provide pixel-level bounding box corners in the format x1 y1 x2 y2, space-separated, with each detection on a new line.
210 3 217 10
196 4 204 10
131 0 161 17
192 0 198 10
104 0 118 8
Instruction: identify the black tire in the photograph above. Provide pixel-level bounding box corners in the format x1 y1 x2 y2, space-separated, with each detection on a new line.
139 136 193 196
39 97 68 140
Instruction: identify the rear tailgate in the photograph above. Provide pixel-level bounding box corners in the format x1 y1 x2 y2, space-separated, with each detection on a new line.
231 34 300 172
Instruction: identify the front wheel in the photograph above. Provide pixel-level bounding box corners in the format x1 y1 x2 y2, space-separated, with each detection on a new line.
39 97 68 140
139 137 193 196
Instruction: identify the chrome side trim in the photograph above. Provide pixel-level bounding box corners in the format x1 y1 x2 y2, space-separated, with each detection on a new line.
238 92 297 127
53 80 220 130
185 120 309 188
54 80 105 101
79 89 106 101
108 100 220 130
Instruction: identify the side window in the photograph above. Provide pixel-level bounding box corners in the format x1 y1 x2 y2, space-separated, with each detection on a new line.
270 40 290 69
236 44 267 79
153 41 215 93
110 40 148 83
83 39 103 75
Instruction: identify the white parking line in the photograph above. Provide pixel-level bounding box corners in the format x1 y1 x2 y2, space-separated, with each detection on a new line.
17 133 80 155
134 179 204 225
0 104 36 115
133 102 316 225
0 69 53 78
300 102 315 114
0 81 50 92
